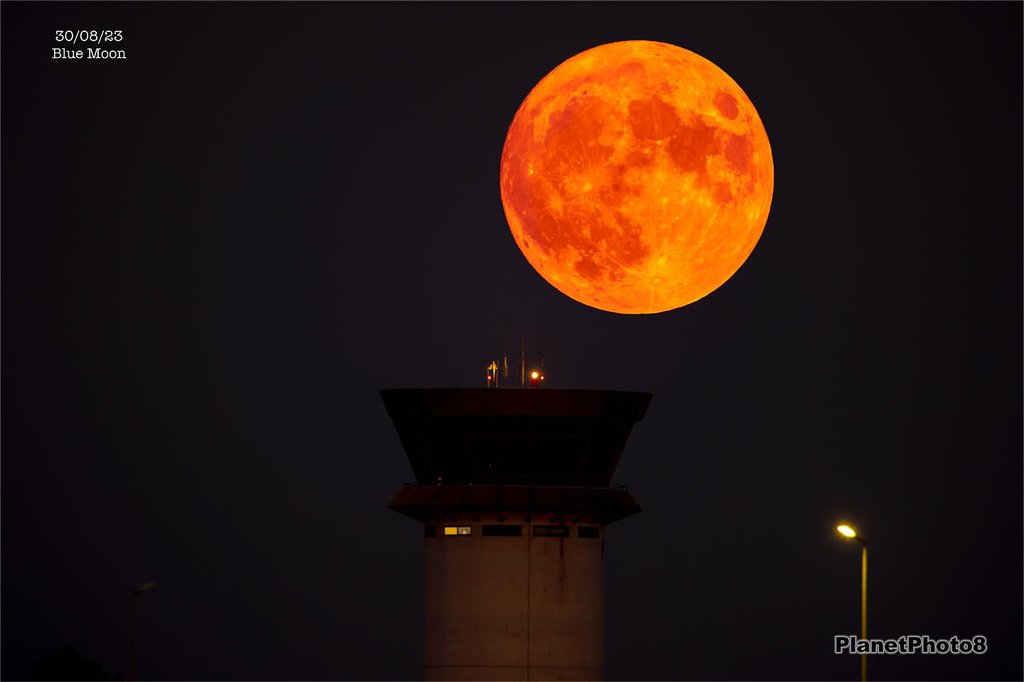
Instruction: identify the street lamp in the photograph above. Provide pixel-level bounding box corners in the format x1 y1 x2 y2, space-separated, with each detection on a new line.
131 581 157 682
836 524 867 682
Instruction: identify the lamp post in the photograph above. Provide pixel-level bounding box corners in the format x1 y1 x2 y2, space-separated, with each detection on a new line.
836 525 867 682
130 581 157 682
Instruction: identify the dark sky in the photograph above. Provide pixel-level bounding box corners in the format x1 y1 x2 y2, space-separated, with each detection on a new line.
2 2 1021 680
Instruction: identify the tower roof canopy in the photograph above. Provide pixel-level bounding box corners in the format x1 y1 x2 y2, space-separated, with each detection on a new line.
381 388 652 487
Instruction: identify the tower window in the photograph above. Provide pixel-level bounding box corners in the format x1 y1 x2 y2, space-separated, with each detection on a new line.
482 525 523 537
578 526 600 539
443 526 472 536
533 525 569 537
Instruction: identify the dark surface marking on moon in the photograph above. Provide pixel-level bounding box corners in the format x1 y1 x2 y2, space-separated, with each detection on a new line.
724 132 753 174
714 91 739 119
628 97 681 141
666 115 718 174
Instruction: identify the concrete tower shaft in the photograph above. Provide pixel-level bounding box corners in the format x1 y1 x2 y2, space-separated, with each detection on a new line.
383 388 651 681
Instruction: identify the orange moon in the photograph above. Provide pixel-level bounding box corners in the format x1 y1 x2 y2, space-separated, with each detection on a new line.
499 41 774 314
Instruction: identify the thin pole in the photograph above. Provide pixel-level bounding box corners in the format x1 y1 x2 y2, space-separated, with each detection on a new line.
520 338 525 387
860 545 868 682
500 315 508 385
130 593 138 682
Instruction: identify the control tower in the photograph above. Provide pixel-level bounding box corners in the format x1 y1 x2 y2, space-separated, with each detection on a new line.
382 387 651 681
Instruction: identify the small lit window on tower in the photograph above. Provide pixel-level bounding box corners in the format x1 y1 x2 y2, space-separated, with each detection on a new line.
533 525 570 537
443 526 472 536
482 525 523 537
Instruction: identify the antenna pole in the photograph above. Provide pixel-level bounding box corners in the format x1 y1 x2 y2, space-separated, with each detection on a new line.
520 338 526 387
500 315 508 386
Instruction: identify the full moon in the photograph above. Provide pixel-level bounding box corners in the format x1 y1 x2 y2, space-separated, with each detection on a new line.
499 41 774 314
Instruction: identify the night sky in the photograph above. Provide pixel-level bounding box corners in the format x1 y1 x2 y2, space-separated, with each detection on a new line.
2 3 1021 681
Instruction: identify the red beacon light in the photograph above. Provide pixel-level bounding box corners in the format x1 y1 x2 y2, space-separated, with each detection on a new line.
529 370 544 388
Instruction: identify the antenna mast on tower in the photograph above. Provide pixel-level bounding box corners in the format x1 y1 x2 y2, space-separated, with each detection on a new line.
520 338 526 388
501 315 509 385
